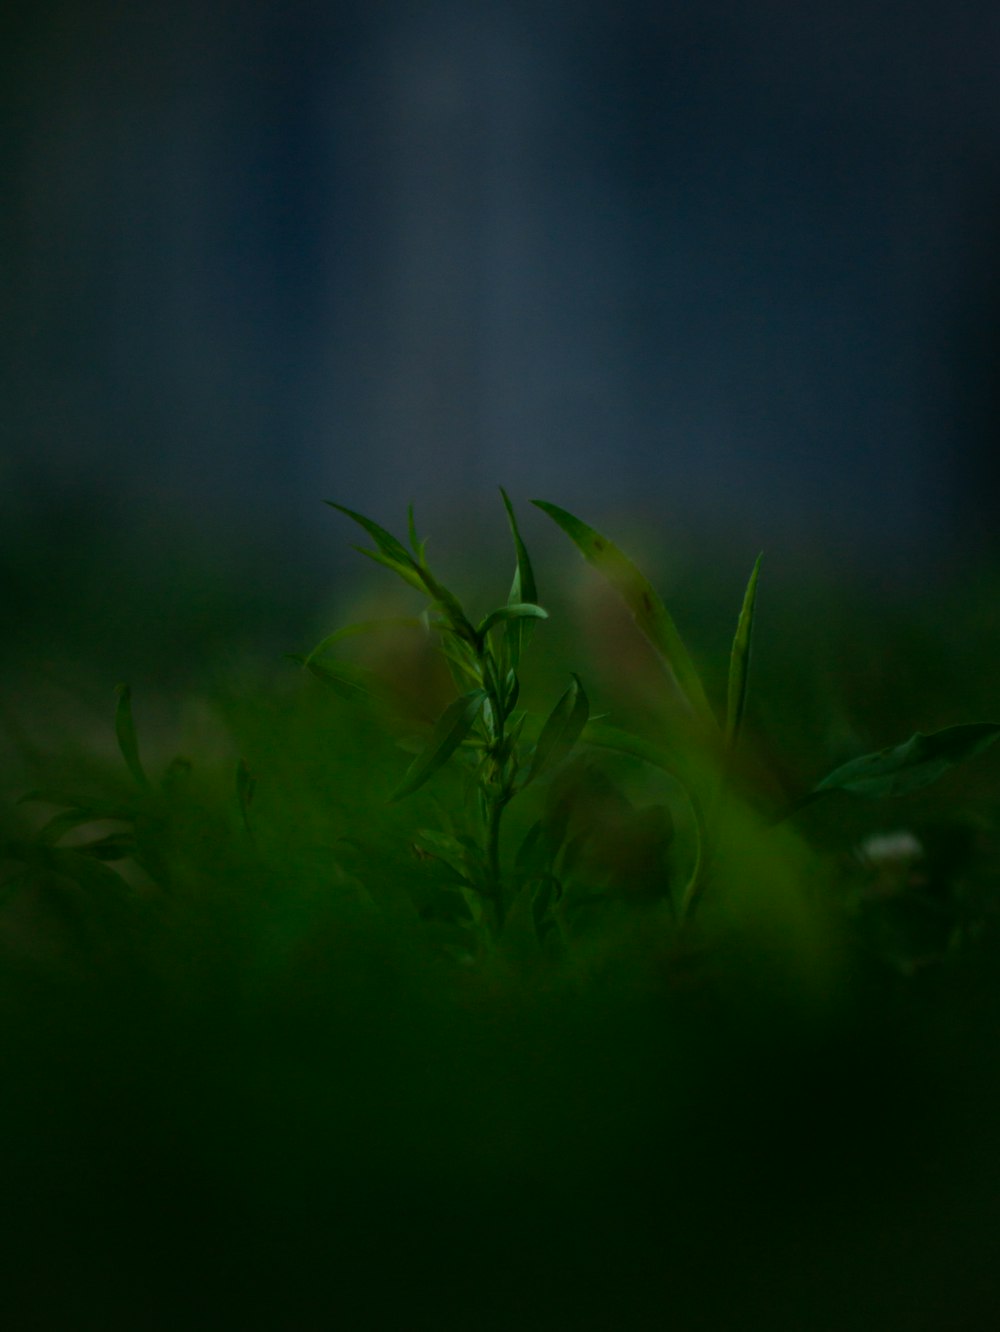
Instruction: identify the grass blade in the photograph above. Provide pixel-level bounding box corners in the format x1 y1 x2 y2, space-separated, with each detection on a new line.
531 500 717 733
391 689 488 801
114 684 150 790
725 553 763 753
811 722 1000 800
523 674 589 787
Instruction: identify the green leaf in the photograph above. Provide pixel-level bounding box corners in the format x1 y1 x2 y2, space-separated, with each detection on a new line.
523 674 590 787
287 654 371 701
327 502 419 572
725 553 763 752
75 832 135 862
532 500 717 732
500 488 539 667
114 684 151 790
17 791 137 819
580 721 687 776
35 808 126 846
10 842 132 897
391 689 488 801
236 758 256 835
812 723 1000 800
476 602 549 639
353 545 428 593
303 616 427 668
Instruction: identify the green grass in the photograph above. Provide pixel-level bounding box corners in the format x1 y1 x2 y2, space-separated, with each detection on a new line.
2 493 1000 1329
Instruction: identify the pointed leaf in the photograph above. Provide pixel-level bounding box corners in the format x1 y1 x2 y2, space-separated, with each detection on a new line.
353 545 428 593
287 654 371 701
391 689 488 801
813 723 1000 800
523 674 590 787
326 502 419 572
532 500 716 731
114 684 151 790
17 791 137 819
725 553 763 752
500 488 539 667
476 602 549 639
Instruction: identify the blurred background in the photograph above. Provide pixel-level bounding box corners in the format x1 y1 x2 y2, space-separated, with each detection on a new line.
3 0 1000 681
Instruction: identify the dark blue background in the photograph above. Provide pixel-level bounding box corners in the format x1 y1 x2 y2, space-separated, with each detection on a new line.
4 0 1000 620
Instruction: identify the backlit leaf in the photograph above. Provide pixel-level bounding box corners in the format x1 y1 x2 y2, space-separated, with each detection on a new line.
532 500 717 732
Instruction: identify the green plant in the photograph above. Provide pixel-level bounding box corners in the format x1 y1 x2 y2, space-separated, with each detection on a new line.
292 492 589 939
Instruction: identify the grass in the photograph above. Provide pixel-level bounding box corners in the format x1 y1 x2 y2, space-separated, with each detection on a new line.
2 493 1000 1329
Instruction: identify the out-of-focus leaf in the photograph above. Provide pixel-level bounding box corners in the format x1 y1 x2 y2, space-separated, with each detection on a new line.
812 723 1000 800
391 689 488 801
725 553 762 753
236 758 256 835
523 674 589 787
114 684 151 790
303 617 427 669
532 500 717 732
286 654 371 701
17 791 137 820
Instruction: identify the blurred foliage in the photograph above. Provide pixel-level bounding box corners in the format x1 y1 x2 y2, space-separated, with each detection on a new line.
3 521 1000 1328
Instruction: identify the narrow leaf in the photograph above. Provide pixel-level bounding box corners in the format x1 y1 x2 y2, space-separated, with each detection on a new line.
303 617 426 669
523 674 590 787
476 602 549 639
236 758 256 835
812 723 1000 800
725 553 763 752
114 684 151 790
532 500 716 732
391 689 488 801
286 654 371 701
500 488 539 668
326 502 419 572
353 545 428 593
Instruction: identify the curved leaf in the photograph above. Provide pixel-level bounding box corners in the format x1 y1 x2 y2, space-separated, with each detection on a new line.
725 553 762 753
391 689 488 801
813 722 1000 800
476 602 549 639
523 674 589 787
114 684 150 790
531 500 717 732
286 654 371 701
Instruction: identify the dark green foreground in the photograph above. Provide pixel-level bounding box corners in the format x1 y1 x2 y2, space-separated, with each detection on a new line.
2 677 1000 1331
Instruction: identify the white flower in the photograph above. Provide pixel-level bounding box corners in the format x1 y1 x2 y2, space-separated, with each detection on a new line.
856 830 924 868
